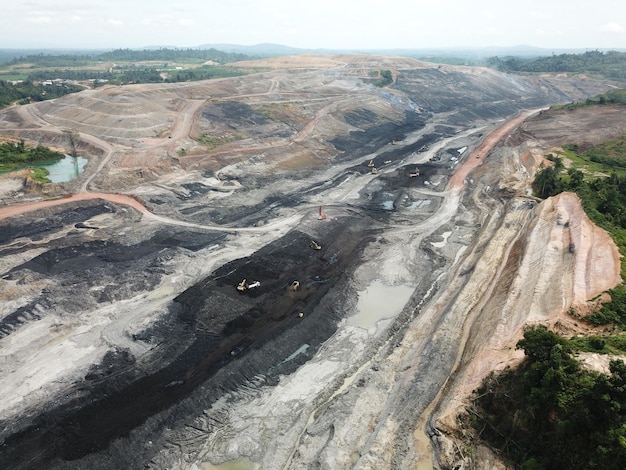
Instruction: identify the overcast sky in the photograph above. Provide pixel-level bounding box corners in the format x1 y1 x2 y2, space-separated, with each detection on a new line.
2 0 625 51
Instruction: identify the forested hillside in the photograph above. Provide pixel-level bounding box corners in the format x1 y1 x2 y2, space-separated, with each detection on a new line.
0 80 83 108
488 50 626 82
471 326 626 470
3 48 251 66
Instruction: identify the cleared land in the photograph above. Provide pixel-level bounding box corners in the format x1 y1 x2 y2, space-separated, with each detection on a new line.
0 54 622 469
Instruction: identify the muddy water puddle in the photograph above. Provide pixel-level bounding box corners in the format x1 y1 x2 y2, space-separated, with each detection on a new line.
202 457 259 470
348 281 414 334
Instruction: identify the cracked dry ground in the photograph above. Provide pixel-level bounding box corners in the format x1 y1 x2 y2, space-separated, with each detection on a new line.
0 55 623 469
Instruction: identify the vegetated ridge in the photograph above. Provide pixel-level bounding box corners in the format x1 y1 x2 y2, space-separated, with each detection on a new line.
488 50 626 82
470 325 626 470
462 96 626 470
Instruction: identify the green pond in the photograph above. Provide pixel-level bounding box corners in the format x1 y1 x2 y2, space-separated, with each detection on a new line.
1 155 88 183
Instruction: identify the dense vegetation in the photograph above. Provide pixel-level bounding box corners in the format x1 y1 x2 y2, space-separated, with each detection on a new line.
0 79 83 107
0 140 65 183
96 47 249 63
471 326 626 470
0 139 63 170
0 48 257 107
373 69 393 87
25 64 250 85
5 48 250 67
487 50 626 82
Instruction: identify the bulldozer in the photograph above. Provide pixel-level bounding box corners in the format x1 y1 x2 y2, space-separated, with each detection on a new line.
310 240 322 250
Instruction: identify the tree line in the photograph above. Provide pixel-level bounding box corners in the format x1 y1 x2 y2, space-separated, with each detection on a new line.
487 50 626 82
96 47 250 63
0 79 83 108
470 326 626 470
0 139 64 171
25 65 250 86
5 47 252 67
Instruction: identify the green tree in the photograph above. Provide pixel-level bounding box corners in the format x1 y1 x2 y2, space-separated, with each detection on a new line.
533 165 562 198
567 168 584 189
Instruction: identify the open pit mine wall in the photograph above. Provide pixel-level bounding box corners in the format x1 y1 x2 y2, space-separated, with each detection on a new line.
430 190 621 469
0 57 620 470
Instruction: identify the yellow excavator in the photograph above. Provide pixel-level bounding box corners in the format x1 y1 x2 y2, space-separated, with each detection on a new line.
310 240 322 250
371 167 378 175
236 279 261 291
290 280 300 291
367 159 374 167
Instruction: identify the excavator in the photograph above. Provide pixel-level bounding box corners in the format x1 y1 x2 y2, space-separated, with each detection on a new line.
310 240 322 250
367 159 375 167
371 167 378 175
290 280 300 291
236 279 261 291
318 205 327 220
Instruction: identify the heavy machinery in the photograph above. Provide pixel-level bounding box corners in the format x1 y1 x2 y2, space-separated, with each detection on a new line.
409 166 419 177
371 167 378 175
236 279 261 291
289 280 300 291
367 159 374 167
310 240 322 250
318 205 327 220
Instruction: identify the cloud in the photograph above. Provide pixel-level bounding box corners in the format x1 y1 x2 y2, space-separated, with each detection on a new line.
178 18 194 26
601 22 624 33
27 16 53 23
108 18 123 26
529 10 550 21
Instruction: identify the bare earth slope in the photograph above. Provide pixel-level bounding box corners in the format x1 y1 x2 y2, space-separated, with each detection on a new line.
0 55 622 469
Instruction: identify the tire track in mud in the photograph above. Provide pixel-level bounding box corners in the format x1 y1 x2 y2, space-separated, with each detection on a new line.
0 191 304 234
284 109 544 469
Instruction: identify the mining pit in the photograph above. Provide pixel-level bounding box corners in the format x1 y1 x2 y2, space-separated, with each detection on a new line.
0 54 623 469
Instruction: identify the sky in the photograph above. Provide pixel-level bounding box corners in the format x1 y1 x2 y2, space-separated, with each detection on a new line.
1 0 625 51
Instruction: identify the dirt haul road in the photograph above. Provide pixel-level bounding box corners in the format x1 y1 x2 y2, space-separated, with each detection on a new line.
0 55 621 470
